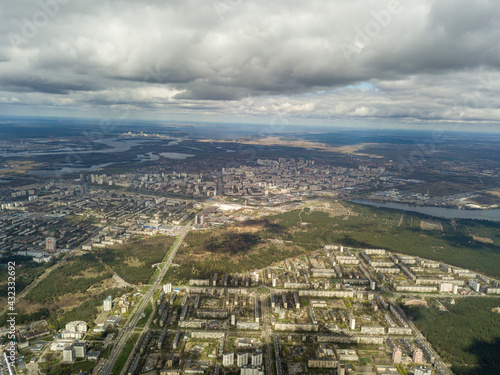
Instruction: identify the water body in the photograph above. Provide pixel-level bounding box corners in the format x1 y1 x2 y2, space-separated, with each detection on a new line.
0 138 160 157
137 150 194 162
158 152 195 160
137 152 160 162
352 199 500 222
8 137 189 176
28 163 118 177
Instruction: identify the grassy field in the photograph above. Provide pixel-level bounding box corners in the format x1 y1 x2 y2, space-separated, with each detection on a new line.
95 235 175 284
265 201 500 278
403 298 500 375
44 360 96 375
25 253 112 305
164 225 310 284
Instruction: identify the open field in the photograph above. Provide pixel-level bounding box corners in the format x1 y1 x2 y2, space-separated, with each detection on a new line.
95 235 175 284
164 226 310 284
403 298 500 375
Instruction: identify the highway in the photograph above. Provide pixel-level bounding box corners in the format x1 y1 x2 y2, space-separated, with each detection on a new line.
260 294 274 375
100 221 191 374
118 296 155 375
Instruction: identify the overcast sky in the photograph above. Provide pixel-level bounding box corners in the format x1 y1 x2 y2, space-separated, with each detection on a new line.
1 0 500 130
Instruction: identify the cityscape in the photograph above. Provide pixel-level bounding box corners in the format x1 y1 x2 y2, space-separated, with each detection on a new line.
1 1 500 375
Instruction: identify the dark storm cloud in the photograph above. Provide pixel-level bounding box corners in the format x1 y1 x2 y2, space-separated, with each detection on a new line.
0 0 500 124
0 75 101 95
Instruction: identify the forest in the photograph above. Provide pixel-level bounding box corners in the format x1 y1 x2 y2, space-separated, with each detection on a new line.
0 255 49 296
403 298 500 375
25 253 111 304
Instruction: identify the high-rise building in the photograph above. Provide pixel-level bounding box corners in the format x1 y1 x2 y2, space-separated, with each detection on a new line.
413 347 423 363
392 347 402 364
237 352 248 367
45 237 56 252
163 283 172 293
223 352 234 367
337 361 346 375
251 351 263 366
195 213 205 225
469 279 481 292
103 296 113 311
349 314 356 330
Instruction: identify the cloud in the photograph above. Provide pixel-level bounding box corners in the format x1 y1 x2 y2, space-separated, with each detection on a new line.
0 0 499 126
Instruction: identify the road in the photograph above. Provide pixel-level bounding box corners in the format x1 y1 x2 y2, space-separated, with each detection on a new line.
260 294 274 375
100 222 191 375
118 296 156 375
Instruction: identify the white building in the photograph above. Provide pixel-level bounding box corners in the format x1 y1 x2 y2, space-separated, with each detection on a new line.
349 315 356 330
439 283 458 294
240 366 264 375
223 352 234 367
103 296 113 311
62 321 88 339
414 366 432 375
237 352 248 367
251 351 263 366
73 342 86 358
164 283 173 293
62 346 75 362
469 279 480 292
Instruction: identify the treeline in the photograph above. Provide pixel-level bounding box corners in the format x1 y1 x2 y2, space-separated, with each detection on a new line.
0 308 51 327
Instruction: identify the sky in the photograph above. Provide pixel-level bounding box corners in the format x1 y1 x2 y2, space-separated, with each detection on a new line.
1 0 500 131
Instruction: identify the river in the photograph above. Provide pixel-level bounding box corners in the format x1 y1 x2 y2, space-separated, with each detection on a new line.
351 199 500 222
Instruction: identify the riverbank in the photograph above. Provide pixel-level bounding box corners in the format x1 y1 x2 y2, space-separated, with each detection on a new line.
351 199 500 222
